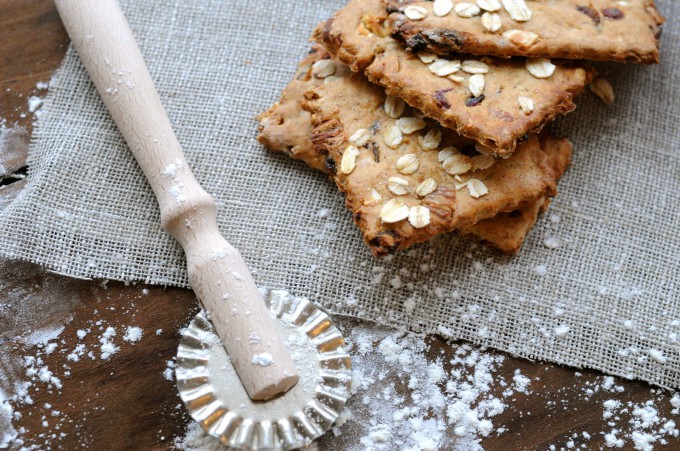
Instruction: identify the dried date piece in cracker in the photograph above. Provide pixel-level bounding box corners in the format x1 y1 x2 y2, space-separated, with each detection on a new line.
313 0 594 155
259 48 549 254
387 0 664 63
257 45 350 171
303 72 571 256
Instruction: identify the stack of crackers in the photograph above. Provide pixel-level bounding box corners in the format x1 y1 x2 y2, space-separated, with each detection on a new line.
258 0 663 256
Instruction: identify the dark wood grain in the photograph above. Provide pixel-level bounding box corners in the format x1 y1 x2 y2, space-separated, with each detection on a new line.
1 260 199 450
0 1 678 450
0 0 68 135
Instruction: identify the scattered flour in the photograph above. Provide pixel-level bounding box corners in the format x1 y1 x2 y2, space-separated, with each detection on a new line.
544 237 560 249
554 324 571 337
123 326 143 343
0 325 65 448
168 184 186 206
174 423 228 451
25 79 54 120
27 96 42 114
173 323 531 450
389 275 403 290
534 264 548 276
99 326 119 359
512 369 531 394
20 326 64 347
163 158 184 178
163 159 186 205
1 262 159 448
172 321 680 450
599 399 679 450
164 360 176 381
648 349 667 365
0 261 80 448
251 353 274 367
545 377 680 450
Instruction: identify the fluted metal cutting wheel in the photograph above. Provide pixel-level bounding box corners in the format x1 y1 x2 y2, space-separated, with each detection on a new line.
176 290 352 450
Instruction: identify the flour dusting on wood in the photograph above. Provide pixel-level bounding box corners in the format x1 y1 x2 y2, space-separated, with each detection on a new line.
172 319 680 450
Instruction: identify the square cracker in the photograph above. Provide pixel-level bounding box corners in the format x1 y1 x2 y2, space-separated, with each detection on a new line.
314 0 594 155
387 0 664 63
303 71 572 256
258 46 554 253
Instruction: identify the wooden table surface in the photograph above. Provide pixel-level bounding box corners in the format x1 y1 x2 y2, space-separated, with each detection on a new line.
1 1 678 450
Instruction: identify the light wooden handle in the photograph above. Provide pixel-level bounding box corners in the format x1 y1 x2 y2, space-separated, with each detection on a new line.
54 0 299 400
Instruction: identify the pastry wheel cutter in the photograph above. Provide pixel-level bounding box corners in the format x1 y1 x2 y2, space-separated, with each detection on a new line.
54 1 352 449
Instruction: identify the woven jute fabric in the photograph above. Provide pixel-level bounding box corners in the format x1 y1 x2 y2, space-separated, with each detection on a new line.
1 1 678 387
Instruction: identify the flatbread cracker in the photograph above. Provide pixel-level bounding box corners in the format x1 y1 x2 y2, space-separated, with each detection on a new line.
304 72 572 255
387 0 664 63
313 0 594 155
258 47 553 253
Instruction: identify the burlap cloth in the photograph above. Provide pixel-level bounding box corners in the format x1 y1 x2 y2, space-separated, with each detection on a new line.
1 0 678 387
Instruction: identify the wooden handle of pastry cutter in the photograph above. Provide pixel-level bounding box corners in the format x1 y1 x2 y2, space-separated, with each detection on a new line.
54 0 299 401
